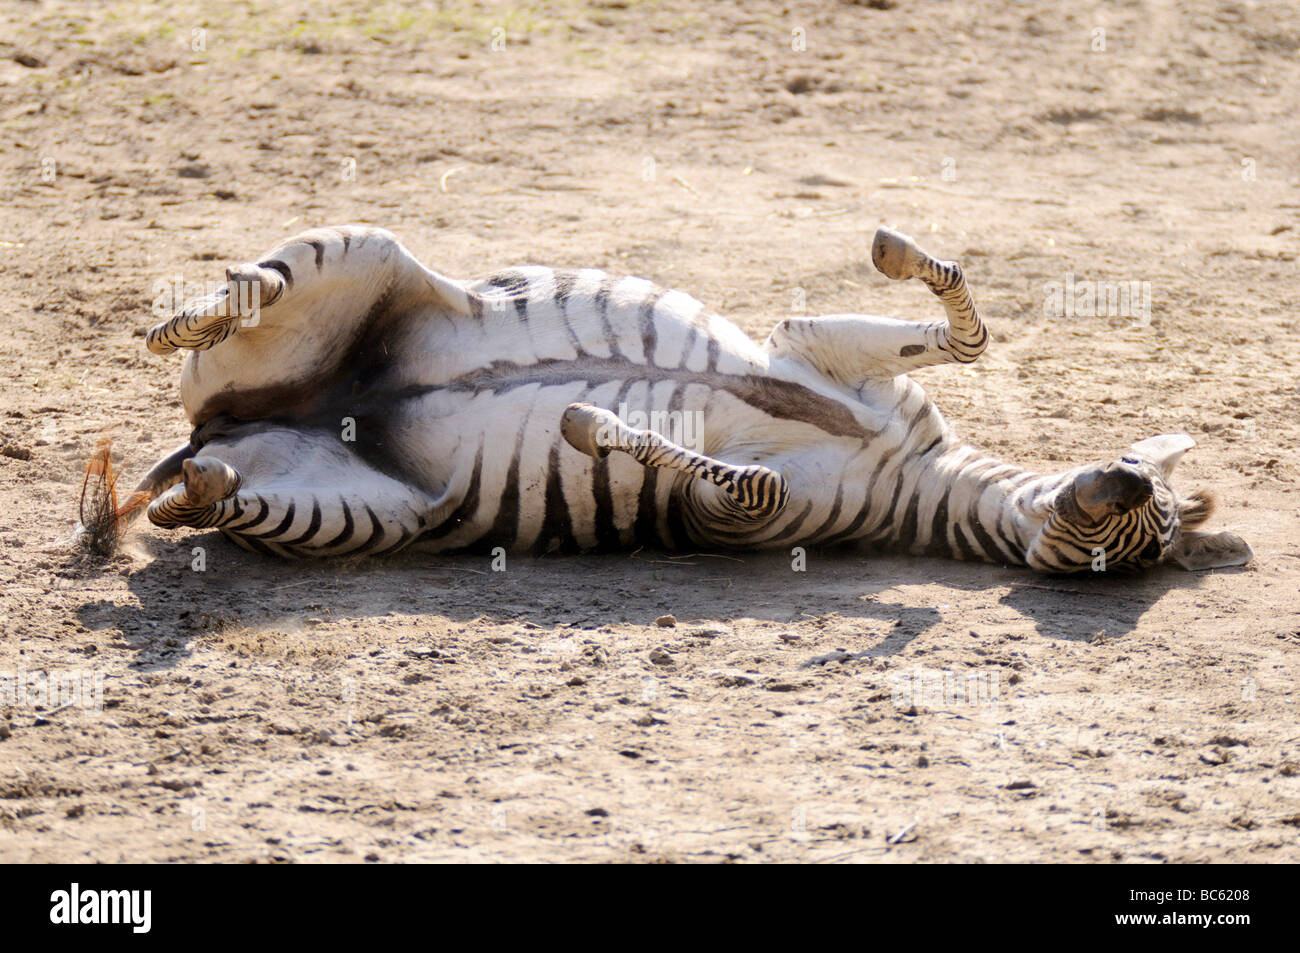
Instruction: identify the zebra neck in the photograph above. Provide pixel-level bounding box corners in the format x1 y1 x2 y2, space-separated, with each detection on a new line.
882 443 1055 565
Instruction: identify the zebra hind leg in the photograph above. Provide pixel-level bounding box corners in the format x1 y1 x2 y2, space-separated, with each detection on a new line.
145 226 471 357
145 227 370 356
145 260 288 355
561 402 788 522
147 457 241 529
145 428 441 558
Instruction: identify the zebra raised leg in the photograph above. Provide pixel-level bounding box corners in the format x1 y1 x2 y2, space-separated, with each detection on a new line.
561 402 789 523
870 226 987 365
764 227 989 386
146 225 472 375
145 260 287 355
145 427 443 558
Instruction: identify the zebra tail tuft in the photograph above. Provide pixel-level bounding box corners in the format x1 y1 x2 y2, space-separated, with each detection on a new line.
77 438 129 557
76 438 193 557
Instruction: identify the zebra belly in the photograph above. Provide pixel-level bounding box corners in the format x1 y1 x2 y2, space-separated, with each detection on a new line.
400 379 701 554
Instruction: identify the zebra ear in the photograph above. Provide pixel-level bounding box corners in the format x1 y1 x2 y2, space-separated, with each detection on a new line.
1168 530 1253 571
1128 434 1195 478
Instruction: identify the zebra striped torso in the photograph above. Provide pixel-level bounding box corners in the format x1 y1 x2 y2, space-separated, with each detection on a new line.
339 265 965 556
133 225 1251 575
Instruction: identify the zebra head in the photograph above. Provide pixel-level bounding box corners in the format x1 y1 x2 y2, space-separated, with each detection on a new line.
1026 434 1253 574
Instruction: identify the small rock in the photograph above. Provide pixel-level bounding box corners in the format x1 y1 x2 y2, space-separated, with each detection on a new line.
585 807 609 817
1199 747 1231 765
688 625 729 639
1208 734 1250 747
566 675 587 686
648 648 674 666
655 614 677 628
803 649 853 667
784 75 817 95
798 173 854 188
1003 779 1037 790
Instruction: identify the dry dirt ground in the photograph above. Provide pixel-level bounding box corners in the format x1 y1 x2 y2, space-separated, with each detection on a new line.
1 0 1298 863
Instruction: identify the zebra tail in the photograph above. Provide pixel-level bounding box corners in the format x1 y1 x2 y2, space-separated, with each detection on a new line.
78 439 194 555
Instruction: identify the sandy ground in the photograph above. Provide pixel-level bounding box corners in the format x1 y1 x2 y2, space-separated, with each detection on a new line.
1 0 1298 863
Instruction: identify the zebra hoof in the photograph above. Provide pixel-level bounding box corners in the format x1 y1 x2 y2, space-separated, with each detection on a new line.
146 457 242 529
226 263 285 309
871 226 928 281
181 457 242 505
561 403 616 459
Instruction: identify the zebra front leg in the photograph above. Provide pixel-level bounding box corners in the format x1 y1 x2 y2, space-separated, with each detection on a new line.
763 227 989 386
871 226 988 365
561 403 789 522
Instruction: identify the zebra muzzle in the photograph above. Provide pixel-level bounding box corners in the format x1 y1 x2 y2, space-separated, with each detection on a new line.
1074 465 1153 519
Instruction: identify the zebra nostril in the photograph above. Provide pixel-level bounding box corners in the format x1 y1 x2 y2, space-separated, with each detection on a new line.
1117 472 1153 510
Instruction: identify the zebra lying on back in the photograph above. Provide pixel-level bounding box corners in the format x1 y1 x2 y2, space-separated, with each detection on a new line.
127 224 1252 574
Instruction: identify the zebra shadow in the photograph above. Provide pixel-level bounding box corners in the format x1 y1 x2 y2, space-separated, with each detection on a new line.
77 533 1215 671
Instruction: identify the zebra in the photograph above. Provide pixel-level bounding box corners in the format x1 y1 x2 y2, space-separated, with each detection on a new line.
124 224 1252 574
